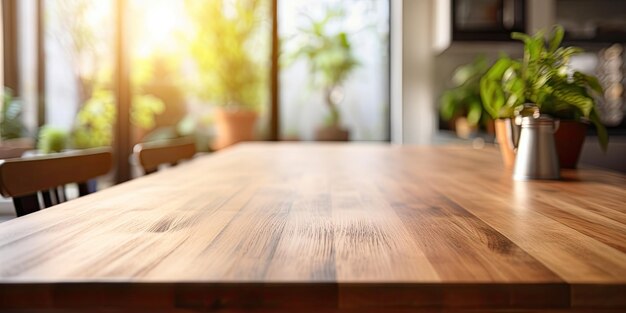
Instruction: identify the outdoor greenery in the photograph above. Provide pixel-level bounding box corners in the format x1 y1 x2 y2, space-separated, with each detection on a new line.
72 87 116 149
186 0 267 110
53 0 101 105
51 0 167 148
288 8 359 127
37 126 68 153
1 88 26 140
130 56 168 130
440 56 490 128
480 25 608 150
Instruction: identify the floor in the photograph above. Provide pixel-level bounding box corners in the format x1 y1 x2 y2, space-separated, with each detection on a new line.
0 199 15 223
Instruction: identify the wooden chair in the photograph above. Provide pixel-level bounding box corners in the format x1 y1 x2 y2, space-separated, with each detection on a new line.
133 138 196 175
0 148 113 217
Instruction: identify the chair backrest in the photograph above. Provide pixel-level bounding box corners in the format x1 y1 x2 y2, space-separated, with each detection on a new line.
133 138 196 175
0 148 113 217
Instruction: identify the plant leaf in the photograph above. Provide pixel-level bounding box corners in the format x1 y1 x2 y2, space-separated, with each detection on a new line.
511 32 531 43
549 25 564 52
574 71 603 94
553 87 594 117
466 99 482 126
590 109 609 152
439 92 457 120
481 79 502 119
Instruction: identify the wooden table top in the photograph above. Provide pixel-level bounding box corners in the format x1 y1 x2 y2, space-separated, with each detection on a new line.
1 143 625 312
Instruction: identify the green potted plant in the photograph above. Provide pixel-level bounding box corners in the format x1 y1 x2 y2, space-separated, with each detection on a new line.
0 88 34 159
289 8 359 141
481 25 608 168
440 56 491 139
37 126 68 154
71 86 117 149
186 0 266 149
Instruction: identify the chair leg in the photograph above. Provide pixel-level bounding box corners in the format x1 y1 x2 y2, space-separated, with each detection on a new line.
13 194 41 217
56 186 67 202
144 168 157 175
78 180 97 197
41 189 55 208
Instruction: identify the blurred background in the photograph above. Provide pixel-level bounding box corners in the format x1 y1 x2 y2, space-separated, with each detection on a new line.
1 0 625 186
1 0 391 181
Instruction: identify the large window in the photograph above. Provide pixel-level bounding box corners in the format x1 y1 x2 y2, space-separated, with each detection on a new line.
126 0 272 150
44 0 115 149
3 0 391 181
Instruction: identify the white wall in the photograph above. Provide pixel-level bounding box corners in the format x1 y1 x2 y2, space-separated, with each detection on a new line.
391 0 436 145
389 0 403 143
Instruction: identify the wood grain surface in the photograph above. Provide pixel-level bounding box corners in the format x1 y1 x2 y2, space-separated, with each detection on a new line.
0 143 624 312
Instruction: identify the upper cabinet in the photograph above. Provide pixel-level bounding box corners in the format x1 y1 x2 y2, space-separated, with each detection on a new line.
554 0 626 44
434 0 626 53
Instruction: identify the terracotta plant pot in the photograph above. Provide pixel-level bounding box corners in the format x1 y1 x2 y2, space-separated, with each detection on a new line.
454 117 478 139
494 118 519 168
485 119 496 135
554 120 587 168
495 118 588 169
213 108 258 150
315 125 350 141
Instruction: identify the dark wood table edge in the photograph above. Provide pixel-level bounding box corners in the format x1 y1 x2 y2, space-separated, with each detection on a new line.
1 282 624 311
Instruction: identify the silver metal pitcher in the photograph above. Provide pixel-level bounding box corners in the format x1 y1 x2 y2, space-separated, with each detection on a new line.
513 115 560 180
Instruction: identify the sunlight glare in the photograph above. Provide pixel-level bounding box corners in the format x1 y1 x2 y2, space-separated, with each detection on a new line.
131 0 189 58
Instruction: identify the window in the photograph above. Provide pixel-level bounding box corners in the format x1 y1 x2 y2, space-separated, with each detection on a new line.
127 0 272 152
4 0 391 181
44 0 115 149
279 0 390 141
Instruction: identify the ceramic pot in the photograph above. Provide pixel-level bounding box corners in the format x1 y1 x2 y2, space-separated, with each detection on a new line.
213 108 258 150
454 117 478 139
485 118 496 135
315 125 350 141
554 120 587 168
494 118 520 168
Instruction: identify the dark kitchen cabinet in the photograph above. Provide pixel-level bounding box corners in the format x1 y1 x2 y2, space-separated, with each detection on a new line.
452 0 526 41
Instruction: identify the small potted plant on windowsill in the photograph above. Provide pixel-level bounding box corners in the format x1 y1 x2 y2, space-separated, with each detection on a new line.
440 56 492 139
480 25 608 169
186 0 266 150
289 8 359 141
0 88 34 159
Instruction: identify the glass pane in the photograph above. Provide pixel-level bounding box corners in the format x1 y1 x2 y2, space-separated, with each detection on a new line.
44 0 115 150
127 0 271 151
279 0 390 141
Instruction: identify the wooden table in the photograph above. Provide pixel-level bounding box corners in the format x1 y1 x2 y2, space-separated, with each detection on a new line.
1 143 625 312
